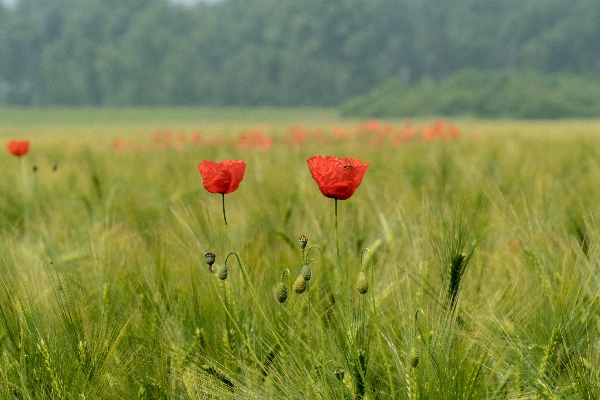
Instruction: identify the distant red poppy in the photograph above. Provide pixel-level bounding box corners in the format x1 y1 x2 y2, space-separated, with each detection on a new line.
237 130 273 151
112 138 123 151
307 155 369 200
198 160 247 194
6 140 30 157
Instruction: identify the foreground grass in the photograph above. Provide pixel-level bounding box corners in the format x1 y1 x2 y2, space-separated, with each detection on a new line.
1 110 600 398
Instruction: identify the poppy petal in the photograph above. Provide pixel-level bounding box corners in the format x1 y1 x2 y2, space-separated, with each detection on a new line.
307 155 369 200
6 140 30 157
198 160 247 194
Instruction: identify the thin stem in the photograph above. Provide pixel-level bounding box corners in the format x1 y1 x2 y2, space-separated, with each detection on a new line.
210 276 264 373
316 267 329 400
299 248 330 396
220 196 283 348
211 279 288 397
362 247 395 398
222 193 227 226
307 245 331 287
222 194 237 252
334 199 349 317
334 199 341 273
20 157 30 226
306 245 329 385
307 280 311 363
279 268 295 338
223 252 273 329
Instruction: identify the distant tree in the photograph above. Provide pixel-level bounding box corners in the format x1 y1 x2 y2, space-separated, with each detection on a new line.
1 0 600 106
94 1 201 105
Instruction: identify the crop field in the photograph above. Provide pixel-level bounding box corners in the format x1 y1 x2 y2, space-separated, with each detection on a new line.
1 108 600 399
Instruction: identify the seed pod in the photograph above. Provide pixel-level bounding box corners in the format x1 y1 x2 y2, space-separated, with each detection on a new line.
356 272 369 294
205 252 216 270
293 275 307 294
298 235 308 250
217 265 228 280
409 346 419 368
301 264 312 281
275 282 288 303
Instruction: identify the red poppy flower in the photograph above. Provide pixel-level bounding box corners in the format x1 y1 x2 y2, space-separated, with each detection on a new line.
198 160 247 194
307 155 369 200
6 140 30 157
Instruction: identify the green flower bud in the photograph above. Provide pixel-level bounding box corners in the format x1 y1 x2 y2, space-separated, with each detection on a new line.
298 235 308 250
217 265 228 280
205 253 216 272
356 272 369 294
301 264 312 281
409 346 419 368
293 275 307 294
205 252 216 265
275 282 288 303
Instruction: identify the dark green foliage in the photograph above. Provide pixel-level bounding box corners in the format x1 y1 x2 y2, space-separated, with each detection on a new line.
429 208 480 312
447 252 467 310
1 0 600 106
341 70 600 118
200 364 234 391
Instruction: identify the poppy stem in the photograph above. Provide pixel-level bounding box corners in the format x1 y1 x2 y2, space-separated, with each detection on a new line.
209 275 270 377
222 194 238 254
307 245 333 291
20 157 31 225
334 199 349 316
362 247 396 398
222 193 228 227
335 199 341 272
220 194 284 349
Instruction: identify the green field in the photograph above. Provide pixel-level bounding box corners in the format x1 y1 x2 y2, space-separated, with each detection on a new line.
1 108 600 398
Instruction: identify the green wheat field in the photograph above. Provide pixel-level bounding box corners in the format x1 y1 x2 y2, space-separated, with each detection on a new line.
1 108 600 399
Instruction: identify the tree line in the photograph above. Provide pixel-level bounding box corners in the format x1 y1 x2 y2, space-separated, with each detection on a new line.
0 0 599 107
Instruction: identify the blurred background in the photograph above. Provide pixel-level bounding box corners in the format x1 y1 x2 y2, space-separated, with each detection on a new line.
1 0 599 118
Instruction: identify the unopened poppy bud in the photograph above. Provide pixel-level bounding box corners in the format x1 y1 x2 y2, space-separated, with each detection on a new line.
275 282 288 303
298 235 308 250
356 272 369 294
205 253 216 266
334 367 345 381
293 275 307 294
217 265 228 280
301 264 312 281
205 253 216 272
409 346 419 368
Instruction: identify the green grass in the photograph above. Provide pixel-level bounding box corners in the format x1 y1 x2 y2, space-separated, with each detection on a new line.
1 109 600 398
0 107 338 126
